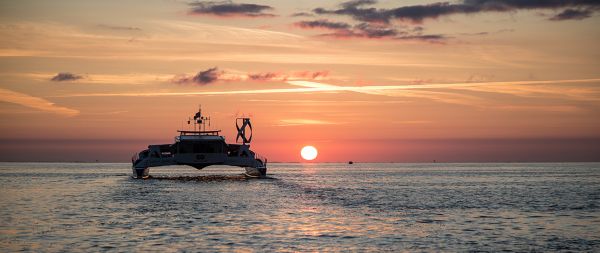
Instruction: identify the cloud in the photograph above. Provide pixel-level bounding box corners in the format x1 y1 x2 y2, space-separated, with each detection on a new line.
396 34 447 42
50 72 83 82
313 1 382 23
550 8 593 21
293 71 329 80
250 71 329 81
458 29 514 36
354 22 398 37
172 67 223 85
313 0 600 23
294 19 351 30
62 78 600 107
188 1 275 17
493 105 583 113
246 70 330 81
291 12 314 17
276 119 340 126
340 0 378 9
26 72 172 85
172 67 329 84
55 78 600 109
192 67 221 84
97 24 142 31
285 79 600 104
296 20 447 42
0 88 79 117
248 72 279 81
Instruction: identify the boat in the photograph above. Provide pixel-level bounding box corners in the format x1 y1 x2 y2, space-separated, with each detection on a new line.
131 107 267 179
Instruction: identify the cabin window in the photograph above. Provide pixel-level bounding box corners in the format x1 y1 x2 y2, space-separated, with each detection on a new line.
177 141 224 153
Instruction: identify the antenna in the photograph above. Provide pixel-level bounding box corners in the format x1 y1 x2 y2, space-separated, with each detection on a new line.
190 104 213 132
201 104 204 131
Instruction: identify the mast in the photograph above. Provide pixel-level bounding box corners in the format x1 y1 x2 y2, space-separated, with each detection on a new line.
186 104 211 133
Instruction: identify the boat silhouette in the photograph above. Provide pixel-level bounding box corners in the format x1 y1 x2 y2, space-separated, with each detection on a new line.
131 107 267 179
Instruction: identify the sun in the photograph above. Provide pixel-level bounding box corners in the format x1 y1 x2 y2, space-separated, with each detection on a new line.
300 146 318 161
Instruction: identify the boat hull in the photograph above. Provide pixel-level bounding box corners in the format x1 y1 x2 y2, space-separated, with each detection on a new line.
132 167 150 179
244 166 267 178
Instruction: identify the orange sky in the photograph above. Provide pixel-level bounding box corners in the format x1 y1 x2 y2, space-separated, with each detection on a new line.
0 0 599 162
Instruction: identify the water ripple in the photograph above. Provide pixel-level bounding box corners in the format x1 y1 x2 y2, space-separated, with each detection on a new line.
1 163 599 251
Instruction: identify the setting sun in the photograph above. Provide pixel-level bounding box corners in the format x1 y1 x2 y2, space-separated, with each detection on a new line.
300 146 318 161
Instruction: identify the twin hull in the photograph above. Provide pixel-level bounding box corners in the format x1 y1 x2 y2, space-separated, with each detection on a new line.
132 142 267 178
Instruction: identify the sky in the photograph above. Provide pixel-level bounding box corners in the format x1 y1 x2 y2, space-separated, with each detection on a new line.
0 0 599 162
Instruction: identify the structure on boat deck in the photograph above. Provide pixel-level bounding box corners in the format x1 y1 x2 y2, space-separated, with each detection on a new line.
131 107 267 179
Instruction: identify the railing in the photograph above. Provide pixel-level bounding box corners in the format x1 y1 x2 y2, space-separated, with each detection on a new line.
178 130 221 136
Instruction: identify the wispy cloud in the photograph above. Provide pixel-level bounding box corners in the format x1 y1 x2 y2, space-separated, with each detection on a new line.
57 78 600 96
0 88 79 116
459 82 600 102
2 22 491 68
288 79 600 106
493 105 583 113
276 119 340 126
22 72 172 85
56 78 600 107
97 24 142 31
550 8 594 21
0 21 308 62
289 79 600 93
291 12 314 17
188 1 275 17
171 67 329 85
55 87 325 97
246 99 407 105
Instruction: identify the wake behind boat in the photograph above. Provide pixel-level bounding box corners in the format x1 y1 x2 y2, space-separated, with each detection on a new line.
131 107 267 179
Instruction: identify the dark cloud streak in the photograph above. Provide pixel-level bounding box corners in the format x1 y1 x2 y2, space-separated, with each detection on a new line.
396 34 447 42
188 1 275 17
354 23 397 38
50 72 83 82
313 0 600 23
192 67 221 84
295 19 447 42
550 8 593 21
172 68 329 85
248 72 278 81
172 67 222 85
291 12 314 17
295 19 351 30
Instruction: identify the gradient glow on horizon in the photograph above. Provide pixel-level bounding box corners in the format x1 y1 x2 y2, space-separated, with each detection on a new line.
0 0 599 162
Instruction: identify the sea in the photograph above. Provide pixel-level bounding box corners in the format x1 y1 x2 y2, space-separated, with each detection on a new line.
1 162 599 252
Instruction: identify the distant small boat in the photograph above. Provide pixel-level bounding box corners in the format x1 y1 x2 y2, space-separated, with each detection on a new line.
131 107 267 179
348 161 354 164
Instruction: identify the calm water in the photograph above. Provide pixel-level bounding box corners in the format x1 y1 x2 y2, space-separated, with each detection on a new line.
1 163 599 252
